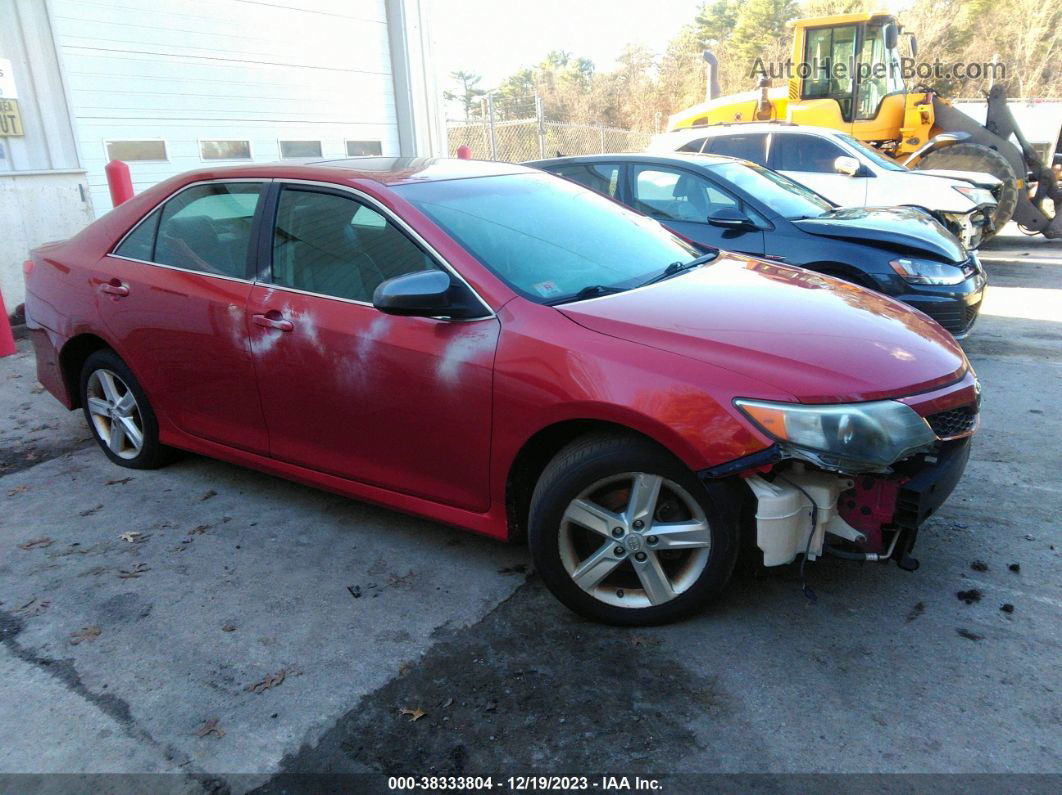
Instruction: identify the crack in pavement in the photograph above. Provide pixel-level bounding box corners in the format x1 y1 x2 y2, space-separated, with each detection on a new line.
0 610 227 793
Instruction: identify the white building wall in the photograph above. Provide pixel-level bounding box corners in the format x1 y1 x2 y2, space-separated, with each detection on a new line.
48 0 403 212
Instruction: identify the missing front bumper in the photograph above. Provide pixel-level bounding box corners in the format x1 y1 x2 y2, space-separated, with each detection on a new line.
737 438 972 568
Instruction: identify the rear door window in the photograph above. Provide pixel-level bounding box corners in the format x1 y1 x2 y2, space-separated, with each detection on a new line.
631 166 741 222
152 183 262 278
703 134 769 166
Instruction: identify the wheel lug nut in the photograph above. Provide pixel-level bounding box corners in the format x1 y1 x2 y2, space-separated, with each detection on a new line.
635 552 647 562
611 527 624 538
633 520 644 529
614 546 625 556
646 535 658 545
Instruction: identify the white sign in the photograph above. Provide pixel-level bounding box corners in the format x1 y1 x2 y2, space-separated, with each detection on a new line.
0 58 17 99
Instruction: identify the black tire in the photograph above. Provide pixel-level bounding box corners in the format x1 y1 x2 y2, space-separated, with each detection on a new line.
915 143 1018 241
528 432 740 625
79 349 174 469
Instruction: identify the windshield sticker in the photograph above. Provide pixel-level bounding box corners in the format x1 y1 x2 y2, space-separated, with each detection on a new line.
533 280 563 297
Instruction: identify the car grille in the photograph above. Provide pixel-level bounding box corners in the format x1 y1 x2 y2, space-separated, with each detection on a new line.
927 404 978 439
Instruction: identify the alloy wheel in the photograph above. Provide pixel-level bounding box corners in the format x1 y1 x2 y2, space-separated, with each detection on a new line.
558 472 712 608
86 369 145 460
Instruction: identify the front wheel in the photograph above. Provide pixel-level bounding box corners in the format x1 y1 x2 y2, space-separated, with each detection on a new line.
528 433 739 625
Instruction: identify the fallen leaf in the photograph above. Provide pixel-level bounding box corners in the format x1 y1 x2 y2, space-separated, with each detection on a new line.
118 562 150 579
442 697 454 708
31 384 45 394
18 537 52 550
906 601 925 623
400 707 427 722
69 626 101 645
398 661 413 676
79 504 103 517
956 627 984 641
195 718 224 738
956 589 982 605
222 624 237 632
246 669 287 694
190 524 211 535
120 531 144 543
7 485 29 497
15 598 50 616
106 477 133 486
200 489 218 501
347 585 362 599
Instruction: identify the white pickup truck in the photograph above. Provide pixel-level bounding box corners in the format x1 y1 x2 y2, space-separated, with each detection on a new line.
650 123 1001 248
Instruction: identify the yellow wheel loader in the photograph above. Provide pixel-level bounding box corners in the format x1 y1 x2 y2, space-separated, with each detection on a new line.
668 12 1062 241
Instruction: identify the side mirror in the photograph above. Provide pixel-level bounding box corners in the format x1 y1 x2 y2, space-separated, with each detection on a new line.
834 155 861 176
707 206 754 228
372 270 483 319
884 22 898 50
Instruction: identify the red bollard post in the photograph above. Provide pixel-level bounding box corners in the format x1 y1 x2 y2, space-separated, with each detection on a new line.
456 145 472 160
105 159 134 206
0 287 16 358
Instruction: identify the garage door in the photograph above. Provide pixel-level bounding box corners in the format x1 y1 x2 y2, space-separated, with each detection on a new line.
49 0 399 212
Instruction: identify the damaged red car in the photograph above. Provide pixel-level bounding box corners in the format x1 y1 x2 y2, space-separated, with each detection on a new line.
24 158 979 625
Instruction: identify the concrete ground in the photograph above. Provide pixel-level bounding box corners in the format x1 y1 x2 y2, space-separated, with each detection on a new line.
1 228 1060 791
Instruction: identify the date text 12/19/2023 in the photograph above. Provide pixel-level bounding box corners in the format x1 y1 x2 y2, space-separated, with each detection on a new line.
387 775 663 791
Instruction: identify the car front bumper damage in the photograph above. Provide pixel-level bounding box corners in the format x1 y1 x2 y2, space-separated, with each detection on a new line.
701 420 975 571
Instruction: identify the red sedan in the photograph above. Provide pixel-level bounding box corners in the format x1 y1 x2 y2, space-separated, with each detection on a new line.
24 158 979 624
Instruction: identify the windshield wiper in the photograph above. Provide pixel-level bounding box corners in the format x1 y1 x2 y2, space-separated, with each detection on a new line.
638 251 719 288
546 284 627 306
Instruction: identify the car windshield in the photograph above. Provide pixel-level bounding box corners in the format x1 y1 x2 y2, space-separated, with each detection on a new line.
707 160 834 220
836 133 907 172
394 172 702 304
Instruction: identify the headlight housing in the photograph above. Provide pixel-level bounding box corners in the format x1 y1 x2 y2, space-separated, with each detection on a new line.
890 257 967 286
952 184 996 205
735 398 937 472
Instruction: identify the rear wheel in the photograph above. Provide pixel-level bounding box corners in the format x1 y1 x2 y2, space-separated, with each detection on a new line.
915 143 1018 241
528 433 739 625
80 350 173 469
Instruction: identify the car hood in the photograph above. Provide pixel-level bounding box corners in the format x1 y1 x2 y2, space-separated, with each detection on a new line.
792 206 966 262
559 253 967 404
915 168 1003 190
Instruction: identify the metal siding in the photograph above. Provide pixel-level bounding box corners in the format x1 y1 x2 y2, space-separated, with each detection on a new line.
50 0 399 211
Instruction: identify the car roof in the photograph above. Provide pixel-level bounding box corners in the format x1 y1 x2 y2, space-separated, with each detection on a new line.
667 123 844 138
157 157 533 188
527 152 748 170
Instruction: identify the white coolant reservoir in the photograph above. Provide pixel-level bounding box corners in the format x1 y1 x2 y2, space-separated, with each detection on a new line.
745 466 856 566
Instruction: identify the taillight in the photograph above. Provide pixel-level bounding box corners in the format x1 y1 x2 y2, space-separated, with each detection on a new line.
22 259 34 276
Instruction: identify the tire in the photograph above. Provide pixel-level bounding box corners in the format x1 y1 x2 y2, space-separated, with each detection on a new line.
528 432 740 625
79 349 174 469
915 143 1018 241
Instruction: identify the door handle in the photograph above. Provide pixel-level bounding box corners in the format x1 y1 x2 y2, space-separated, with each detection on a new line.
252 313 294 332
100 280 130 297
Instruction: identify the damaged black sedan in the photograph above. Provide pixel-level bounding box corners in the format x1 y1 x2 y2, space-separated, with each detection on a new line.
529 152 987 337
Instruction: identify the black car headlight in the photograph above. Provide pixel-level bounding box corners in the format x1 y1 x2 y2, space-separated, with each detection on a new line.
735 398 937 472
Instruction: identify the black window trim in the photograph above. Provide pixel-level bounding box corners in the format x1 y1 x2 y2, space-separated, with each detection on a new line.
108 178 273 284
256 179 495 319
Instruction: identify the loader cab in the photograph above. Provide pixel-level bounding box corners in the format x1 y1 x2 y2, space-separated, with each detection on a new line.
789 14 908 139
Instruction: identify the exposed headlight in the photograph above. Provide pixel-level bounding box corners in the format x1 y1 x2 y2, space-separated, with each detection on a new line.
890 257 967 286
952 184 995 205
735 398 937 472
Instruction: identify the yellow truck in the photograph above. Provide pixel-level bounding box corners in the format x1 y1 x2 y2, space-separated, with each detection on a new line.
668 12 1061 240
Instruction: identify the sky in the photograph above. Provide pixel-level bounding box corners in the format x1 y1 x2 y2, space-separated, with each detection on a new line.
430 0 705 100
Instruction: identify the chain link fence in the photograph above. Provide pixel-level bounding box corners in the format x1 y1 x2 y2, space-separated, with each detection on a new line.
447 117 651 162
